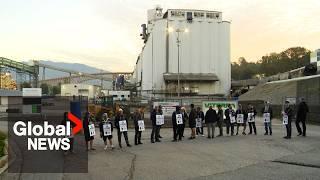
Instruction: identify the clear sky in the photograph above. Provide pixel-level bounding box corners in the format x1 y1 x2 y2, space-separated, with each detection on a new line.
0 0 319 71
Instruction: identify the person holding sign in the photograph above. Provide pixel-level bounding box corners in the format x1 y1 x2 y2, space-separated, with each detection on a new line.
115 109 131 148
205 106 217 139
158 105 163 139
188 104 197 139
217 105 224 137
261 101 273 135
196 107 205 136
83 112 95 151
133 108 144 145
283 100 294 139
150 106 161 143
172 106 183 141
224 104 235 136
236 104 247 136
247 104 257 135
99 113 114 150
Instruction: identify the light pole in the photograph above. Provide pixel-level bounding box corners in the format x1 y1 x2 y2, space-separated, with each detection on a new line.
168 27 188 97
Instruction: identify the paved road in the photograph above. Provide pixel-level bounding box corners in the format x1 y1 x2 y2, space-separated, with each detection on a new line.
1 117 320 180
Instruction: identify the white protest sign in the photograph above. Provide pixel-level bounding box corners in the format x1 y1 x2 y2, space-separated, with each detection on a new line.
89 124 95 137
263 113 271 123
156 115 164 125
196 118 202 128
248 113 255 122
138 120 145 131
103 124 112 136
237 114 244 124
230 113 236 124
119 120 127 132
283 114 288 125
176 114 183 125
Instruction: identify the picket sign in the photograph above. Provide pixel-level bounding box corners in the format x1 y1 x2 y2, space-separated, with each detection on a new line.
196 118 202 128
283 114 288 125
263 113 271 123
119 120 128 132
156 115 164 125
248 113 255 122
138 120 145 131
176 114 183 125
237 114 244 124
230 113 236 124
89 124 96 137
103 123 112 136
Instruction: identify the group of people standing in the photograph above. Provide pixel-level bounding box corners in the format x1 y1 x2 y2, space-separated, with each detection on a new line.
79 98 309 151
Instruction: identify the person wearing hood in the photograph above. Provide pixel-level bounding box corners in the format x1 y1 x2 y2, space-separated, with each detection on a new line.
283 100 294 139
262 101 273 135
83 112 95 151
99 113 114 150
296 98 309 137
133 108 143 145
115 108 131 148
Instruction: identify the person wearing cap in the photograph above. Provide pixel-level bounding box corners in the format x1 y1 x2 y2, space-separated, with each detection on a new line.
236 104 247 135
196 107 205 136
224 104 235 136
247 103 257 135
296 98 309 137
261 101 273 135
115 108 131 148
188 104 197 139
133 108 143 145
99 113 114 150
283 100 294 139
205 106 217 138
217 105 224 137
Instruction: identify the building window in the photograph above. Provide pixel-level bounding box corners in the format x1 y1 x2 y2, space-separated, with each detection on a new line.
194 12 204 18
206 13 215 19
171 10 185 17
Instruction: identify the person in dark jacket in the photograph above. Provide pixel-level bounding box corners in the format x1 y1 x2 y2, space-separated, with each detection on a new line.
296 98 309 137
196 107 205 136
151 106 161 143
262 101 273 135
172 106 183 141
205 106 217 138
247 104 257 135
133 108 143 145
283 100 294 139
114 109 131 148
181 107 188 138
236 104 247 135
83 112 95 151
61 112 75 154
158 105 163 139
99 113 114 150
224 104 235 136
188 104 197 139
217 105 224 137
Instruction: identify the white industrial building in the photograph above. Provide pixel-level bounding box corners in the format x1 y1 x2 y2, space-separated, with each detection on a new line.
132 7 231 98
61 84 101 99
310 49 320 67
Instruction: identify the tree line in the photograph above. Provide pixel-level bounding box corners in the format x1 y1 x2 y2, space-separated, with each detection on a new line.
231 47 311 80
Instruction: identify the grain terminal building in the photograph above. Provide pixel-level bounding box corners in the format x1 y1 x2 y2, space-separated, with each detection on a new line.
132 7 231 98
